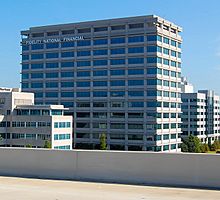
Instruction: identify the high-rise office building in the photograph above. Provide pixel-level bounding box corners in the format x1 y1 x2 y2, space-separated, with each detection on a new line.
21 15 182 152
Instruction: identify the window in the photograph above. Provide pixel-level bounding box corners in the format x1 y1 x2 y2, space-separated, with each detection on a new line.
128 69 144 75
128 124 143 129
46 62 59 68
94 27 108 32
171 40 177 47
128 58 144 64
110 91 125 97
129 23 144 29
128 102 144 107
146 46 157 52
93 91 107 97
61 71 74 78
77 50 90 57
77 92 90 97
171 50 176 57
93 70 107 76
93 38 108 45
77 60 91 67
61 82 74 88
61 61 74 68
111 37 125 44
93 49 108 55
31 63 43 69
31 44 44 50
128 47 144 53
128 91 144 97
62 30 74 35
22 64 29 70
77 40 91 46
93 102 107 107
147 35 159 41
110 80 125 86
110 69 125 76
22 73 29 79
163 59 169 65
31 82 43 88
163 37 169 44
111 48 125 54
94 59 108 66
22 55 29 60
163 48 169 55
46 43 59 49
110 59 125 65
171 61 177 67
61 41 74 48
147 57 162 63
61 92 74 97
77 71 90 77
110 123 125 129
46 82 58 88
61 51 74 57
76 81 90 87
46 52 59 59
31 53 43 60
128 80 144 86
46 72 59 78
46 92 58 98
111 25 125 30
163 69 169 76
128 36 144 43
22 45 29 51
93 81 107 87
163 80 169 87
78 28 91 33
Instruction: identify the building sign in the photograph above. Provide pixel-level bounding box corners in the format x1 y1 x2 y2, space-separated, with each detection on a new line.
23 36 84 45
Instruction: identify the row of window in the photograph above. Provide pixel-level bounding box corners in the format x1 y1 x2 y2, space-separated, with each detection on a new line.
54 122 71 128
9 133 50 140
76 122 180 129
22 56 181 68
23 80 181 90
30 90 181 99
29 23 179 38
22 35 181 50
16 109 62 116
22 47 181 58
54 145 71 150
12 121 51 128
54 133 71 140
76 112 180 119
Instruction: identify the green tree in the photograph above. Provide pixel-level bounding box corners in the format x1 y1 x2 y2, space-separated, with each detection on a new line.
99 133 107 150
200 143 210 153
44 140 51 148
26 144 32 148
181 135 202 153
211 140 220 151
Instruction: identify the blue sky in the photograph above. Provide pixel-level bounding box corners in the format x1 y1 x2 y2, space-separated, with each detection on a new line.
0 0 220 93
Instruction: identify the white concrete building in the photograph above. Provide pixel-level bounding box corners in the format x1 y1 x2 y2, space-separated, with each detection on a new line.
0 88 73 149
181 86 220 143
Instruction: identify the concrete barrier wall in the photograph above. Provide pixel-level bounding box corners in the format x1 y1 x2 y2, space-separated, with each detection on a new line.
0 148 219 189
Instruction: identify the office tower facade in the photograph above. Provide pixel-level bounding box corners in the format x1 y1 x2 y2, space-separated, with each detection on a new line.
21 15 182 152
0 88 73 149
181 89 220 143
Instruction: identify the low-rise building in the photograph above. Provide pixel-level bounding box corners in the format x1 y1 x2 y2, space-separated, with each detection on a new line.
0 88 73 149
181 80 220 143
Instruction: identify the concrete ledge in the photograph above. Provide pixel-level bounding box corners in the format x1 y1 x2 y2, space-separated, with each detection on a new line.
0 148 219 189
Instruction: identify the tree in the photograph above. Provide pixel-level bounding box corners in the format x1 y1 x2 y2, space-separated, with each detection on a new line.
211 140 220 151
181 135 202 153
100 133 107 150
26 144 32 148
44 140 51 148
200 143 210 153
